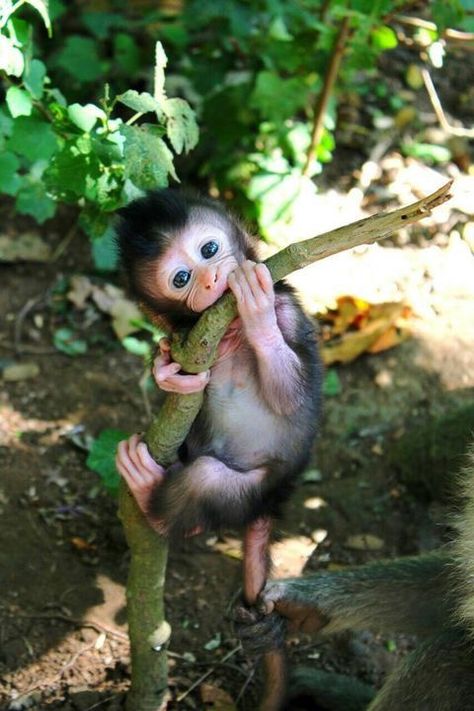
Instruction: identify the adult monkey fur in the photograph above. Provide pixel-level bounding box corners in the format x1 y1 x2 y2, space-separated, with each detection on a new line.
115 189 321 608
236 446 474 711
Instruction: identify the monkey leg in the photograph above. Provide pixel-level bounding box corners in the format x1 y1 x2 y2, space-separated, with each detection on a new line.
243 517 273 604
149 456 268 536
261 552 454 638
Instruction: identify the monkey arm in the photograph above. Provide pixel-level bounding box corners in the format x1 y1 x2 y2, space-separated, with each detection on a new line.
229 262 312 415
259 552 455 638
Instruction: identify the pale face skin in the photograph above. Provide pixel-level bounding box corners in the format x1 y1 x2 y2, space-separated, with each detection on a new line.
154 222 240 313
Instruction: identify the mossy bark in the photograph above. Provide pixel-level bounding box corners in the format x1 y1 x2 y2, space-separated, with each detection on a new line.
119 182 452 710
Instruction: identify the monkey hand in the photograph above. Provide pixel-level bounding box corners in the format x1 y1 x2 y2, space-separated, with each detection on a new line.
227 261 278 348
153 338 210 394
232 601 287 655
116 434 166 518
258 579 329 635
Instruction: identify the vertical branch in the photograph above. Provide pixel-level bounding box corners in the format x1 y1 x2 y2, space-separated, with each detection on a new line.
303 16 351 176
118 487 170 711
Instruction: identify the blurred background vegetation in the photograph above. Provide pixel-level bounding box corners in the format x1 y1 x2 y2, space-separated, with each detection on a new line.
2 0 472 254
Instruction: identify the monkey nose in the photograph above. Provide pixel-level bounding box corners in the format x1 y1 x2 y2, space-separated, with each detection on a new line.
202 269 219 290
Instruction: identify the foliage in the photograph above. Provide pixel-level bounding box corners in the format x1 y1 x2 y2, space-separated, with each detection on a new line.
86 428 127 495
0 0 469 246
158 0 468 240
0 1 198 262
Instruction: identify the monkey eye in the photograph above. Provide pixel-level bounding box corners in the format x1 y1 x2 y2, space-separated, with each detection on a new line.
172 269 191 289
201 241 219 259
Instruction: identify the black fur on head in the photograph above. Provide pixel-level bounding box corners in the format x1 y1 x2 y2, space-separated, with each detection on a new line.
115 188 257 327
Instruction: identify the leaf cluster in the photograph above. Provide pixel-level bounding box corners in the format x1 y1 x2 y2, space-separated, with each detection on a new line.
0 2 198 264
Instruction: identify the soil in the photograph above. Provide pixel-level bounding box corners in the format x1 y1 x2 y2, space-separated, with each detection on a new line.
2 55 474 711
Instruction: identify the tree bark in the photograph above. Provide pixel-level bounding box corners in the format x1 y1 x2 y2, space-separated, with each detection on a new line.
120 181 452 710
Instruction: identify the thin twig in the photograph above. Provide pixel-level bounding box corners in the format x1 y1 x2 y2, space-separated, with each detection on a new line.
14 295 45 354
50 220 79 262
176 645 241 702
3 611 128 641
421 67 474 138
303 17 351 176
396 14 474 42
236 662 258 703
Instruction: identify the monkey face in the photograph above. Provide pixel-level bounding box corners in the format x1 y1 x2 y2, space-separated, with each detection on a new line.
151 222 240 313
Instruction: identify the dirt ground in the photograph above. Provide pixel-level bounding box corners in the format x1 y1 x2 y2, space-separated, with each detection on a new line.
2 57 474 711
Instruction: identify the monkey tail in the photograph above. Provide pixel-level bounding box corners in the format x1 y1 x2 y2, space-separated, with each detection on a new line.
259 649 287 711
242 517 288 711
454 443 474 636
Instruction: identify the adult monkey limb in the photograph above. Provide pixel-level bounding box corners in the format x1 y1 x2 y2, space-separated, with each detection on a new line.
238 446 474 711
117 181 452 711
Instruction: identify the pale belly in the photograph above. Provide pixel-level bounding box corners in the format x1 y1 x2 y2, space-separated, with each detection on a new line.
203 376 285 469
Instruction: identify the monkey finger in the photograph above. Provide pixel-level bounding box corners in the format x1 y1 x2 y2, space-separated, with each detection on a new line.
160 370 210 394
229 269 258 309
153 349 172 371
153 361 182 385
136 442 165 484
116 440 149 488
255 263 274 295
158 337 171 354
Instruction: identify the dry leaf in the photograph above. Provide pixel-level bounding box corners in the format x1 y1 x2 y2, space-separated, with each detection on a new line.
71 537 96 551
3 362 40 381
320 296 412 364
67 275 94 309
270 536 317 577
345 534 384 551
212 537 242 560
200 683 237 711
0 232 51 262
91 284 142 339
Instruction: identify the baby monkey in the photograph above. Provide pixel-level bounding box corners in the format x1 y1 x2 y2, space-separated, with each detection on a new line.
115 189 321 602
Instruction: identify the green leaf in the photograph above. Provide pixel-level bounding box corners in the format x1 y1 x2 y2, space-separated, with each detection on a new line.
114 33 140 74
204 632 222 651
163 98 199 154
25 0 52 36
431 0 464 31
0 108 13 137
323 369 342 397
44 142 101 201
371 26 398 51
122 336 151 357
122 124 177 189
402 142 451 163
55 36 103 82
0 152 22 196
0 35 24 77
7 116 58 162
53 328 88 356
250 71 308 122
86 428 128 496
269 16 293 41
92 225 119 272
82 11 124 39
23 58 47 99
16 181 56 223
67 103 106 132
118 90 161 114
6 87 33 118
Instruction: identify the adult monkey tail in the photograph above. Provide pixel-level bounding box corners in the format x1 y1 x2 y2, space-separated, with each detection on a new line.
243 517 287 711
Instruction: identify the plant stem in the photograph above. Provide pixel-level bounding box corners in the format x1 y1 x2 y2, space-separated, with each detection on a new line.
303 16 351 177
